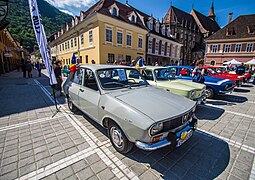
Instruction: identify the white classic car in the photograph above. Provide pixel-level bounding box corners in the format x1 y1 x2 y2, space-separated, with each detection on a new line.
63 65 198 154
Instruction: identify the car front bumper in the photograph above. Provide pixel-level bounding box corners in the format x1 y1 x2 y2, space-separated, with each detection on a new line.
219 88 234 94
135 117 198 151
193 94 207 104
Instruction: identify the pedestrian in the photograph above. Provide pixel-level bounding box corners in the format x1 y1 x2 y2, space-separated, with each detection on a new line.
91 59 96 64
26 61 33 78
192 60 205 84
21 61 26 78
130 60 136 67
236 63 245 75
35 62 42 77
53 60 64 96
155 62 158 66
113 60 118 65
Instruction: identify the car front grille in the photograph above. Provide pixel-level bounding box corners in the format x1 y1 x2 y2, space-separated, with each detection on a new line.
162 111 193 132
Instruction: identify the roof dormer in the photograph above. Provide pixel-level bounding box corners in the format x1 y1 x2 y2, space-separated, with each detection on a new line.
147 18 153 30
75 16 79 25
128 11 137 23
71 18 75 27
66 23 69 31
167 28 171 37
161 25 165 35
61 29 64 35
57 31 61 37
80 11 84 21
155 21 160 33
109 3 119 16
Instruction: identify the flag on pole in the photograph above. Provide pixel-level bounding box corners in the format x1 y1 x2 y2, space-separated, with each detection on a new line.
70 54 76 72
135 57 144 69
28 0 57 85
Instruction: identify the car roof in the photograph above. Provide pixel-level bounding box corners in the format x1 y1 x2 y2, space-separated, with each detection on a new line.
143 66 167 70
79 64 134 71
169 65 194 68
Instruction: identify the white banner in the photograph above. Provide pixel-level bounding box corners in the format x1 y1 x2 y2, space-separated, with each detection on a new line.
28 0 57 85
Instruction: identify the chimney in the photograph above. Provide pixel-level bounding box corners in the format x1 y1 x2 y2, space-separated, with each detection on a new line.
228 13 233 24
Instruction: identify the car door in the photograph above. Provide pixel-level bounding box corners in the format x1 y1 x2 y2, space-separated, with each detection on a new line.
68 68 84 107
79 68 100 121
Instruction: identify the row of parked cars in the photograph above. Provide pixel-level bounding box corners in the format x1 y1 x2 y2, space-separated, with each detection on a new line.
62 64 243 153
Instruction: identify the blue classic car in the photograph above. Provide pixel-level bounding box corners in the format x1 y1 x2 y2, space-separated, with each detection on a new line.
169 66 235 98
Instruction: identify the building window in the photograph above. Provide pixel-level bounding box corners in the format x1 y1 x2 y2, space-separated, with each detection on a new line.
212 44 218 53
106 28 112 42
65 42 67 50
126 34 132 46
131 15 136 23
80 34 84 45
59 45 61 51
210 61 215 65
235 44 242 52
148 39 152 51
112 7 117 16
126 55 131 65
62 44 64 50
167 45 170 56
117 32 123 44
89 30 93 43
138 37 142 48
108 53 115 64
67 41 70 49
247 43 254 52
86 55 88 63
71 39 73 48
74 37 77 47
161 43 165 55
155 41 159 54
225 44 231 52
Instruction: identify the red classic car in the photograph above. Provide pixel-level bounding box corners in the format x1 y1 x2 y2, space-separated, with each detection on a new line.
203 66 244 86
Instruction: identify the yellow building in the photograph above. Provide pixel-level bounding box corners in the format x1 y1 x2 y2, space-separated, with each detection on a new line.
0 28 22 74
49 0 148 65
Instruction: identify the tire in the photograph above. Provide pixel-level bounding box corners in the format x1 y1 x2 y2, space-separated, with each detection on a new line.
67 97 78 112
108 121 133 154
205 87 215 99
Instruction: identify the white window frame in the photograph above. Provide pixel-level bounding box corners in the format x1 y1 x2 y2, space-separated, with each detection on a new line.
235 44 242 52
247 43 254 52
126 33 132 47
74 37 77 47
89 30 93 43
128 12 137 23
148 38 152 53
105 27 113 43
138 37 143 49
109 3 119 16
225 44 231 52
80 34 84 45
117 31 123 45
71 39 73 48
155 40 159 55
212 44 218 53
167 45 170 56
161 42 165 55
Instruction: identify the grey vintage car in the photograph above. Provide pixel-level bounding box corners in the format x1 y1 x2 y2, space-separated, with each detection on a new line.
63 65 198 154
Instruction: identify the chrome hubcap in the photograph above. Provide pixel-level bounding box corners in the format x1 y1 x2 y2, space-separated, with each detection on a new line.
205 89 212 98
110 127 123 148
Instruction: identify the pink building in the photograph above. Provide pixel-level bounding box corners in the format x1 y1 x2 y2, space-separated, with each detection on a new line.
205 14 255 65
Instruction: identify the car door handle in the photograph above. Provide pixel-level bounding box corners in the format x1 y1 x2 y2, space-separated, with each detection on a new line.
79 89 84 92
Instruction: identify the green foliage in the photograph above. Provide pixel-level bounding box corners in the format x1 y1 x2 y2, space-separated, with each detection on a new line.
6 0 73 52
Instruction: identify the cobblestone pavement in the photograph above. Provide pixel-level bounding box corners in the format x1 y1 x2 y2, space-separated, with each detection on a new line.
0 70 255 180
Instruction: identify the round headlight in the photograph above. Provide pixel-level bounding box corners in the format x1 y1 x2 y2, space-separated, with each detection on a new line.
190 90 195 97
150 122 163 136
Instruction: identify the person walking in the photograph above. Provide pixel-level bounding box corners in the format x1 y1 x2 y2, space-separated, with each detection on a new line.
53 60 64 96
21 60 26 78
35 62 42 77
192 60 205 84
26 61 33 78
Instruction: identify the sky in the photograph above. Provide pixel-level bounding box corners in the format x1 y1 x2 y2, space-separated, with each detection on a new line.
45 0 255 28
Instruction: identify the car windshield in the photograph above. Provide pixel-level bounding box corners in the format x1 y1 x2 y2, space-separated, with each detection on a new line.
211 68 222 74
97 68 148 90
154 68 177 80
207 68 218 74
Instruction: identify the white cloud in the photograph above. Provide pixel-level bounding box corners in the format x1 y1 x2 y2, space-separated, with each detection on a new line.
60 9 75 16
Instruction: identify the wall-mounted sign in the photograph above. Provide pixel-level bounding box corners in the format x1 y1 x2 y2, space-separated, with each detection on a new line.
4 53 12 57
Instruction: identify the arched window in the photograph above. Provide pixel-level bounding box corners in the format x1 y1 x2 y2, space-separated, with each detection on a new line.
131 15 136 23
113 7 117 16
210 61 215 65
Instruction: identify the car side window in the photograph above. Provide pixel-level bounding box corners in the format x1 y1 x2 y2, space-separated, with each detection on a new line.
71 68 83 85
83 69 99 91
142 70 154 81
180 68 191 77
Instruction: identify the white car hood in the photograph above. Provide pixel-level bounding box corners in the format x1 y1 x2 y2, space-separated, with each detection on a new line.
110 87 196 122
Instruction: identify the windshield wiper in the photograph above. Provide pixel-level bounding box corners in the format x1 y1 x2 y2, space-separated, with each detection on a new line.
104 82 131 89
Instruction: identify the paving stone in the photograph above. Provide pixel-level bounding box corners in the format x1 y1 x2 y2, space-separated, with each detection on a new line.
86 154 101 165
72 160 88 173
19 149 34 160
19 163 36 176
130 164 148 177
41 173 57 180
49 145 63 155
0 162 18 175
36 157 52 169
56 166 74 180
3 148 18 158
139 170 159 180
65 146 79 156
19 156 35 168
0 170 18 179
35 150 50 161
2 154 18 166
90 160 107 174
76 167 94 180
97 168 115 180
231 167 250 180
19 144 33 153
52 151 66 162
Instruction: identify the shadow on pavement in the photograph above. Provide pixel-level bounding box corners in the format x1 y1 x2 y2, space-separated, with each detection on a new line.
213 94 248 103
195 105 225 120
233 88 250 93
241 84 254 88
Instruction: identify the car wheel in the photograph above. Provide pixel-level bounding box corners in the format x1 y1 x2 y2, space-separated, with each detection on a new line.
67 98 77 112
205 87 214 99
108 121 133 154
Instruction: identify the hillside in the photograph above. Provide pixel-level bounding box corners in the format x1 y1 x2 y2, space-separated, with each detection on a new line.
6 0 73 52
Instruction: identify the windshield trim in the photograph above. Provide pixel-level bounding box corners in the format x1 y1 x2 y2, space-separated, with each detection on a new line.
153 68 177 81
